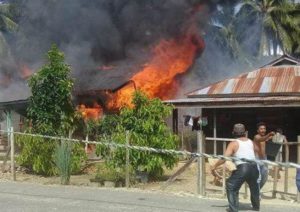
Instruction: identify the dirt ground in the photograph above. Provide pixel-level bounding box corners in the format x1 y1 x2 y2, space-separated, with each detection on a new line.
0 160 299 207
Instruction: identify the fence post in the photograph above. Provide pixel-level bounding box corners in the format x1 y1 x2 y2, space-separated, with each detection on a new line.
297 137 300 202
10 127 16 181
125 131 130 188
284 143 289 194
85 134 89 154
68 130 73 139
213 109 217 155
272 167 279 198
222 141 226 197
197 130 205 196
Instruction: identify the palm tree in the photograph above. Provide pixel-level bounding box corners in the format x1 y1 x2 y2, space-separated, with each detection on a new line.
0 2 17 54
0 2 18 75
287 3 300 56
0 3 18 32
207 2 253 65
237 0 300 56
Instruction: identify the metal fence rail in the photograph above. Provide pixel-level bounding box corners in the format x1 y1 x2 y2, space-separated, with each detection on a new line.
206 136 300 201
1 129 300 201
3 130 299 168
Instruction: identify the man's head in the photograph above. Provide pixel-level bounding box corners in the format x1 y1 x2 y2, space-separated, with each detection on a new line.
276 128 283 134
257 122 266 136
232 123 246 138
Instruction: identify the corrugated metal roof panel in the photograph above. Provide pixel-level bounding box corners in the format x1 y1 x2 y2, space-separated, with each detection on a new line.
259 77 272 93
194 86 210 95
222 79 237 94
292 77 300 91
188 65 300 98
295 67 300 76
208 80 227 95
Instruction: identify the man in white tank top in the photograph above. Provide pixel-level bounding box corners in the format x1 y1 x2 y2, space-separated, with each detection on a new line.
211 123 260 212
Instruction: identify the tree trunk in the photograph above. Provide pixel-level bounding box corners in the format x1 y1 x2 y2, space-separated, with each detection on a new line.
273 39 277 56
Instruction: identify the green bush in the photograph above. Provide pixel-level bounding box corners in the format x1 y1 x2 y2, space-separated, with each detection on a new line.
16 134 56 175
95 163 133 185
96 91 178 179
16 134 87 176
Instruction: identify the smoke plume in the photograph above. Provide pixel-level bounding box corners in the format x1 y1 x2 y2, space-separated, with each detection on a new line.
1 0 259 102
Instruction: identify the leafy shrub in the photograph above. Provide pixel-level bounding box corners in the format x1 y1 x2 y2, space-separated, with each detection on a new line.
16 134 87 176
16 134 56 175
96 91 178 178
95 163 133 185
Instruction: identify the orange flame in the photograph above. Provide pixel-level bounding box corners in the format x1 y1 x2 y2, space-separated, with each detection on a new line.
107 82 136 109
20 64 33 79
78 103 103 121
107 34 204 110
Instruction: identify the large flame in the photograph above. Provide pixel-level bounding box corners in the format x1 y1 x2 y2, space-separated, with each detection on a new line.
107 33 204 110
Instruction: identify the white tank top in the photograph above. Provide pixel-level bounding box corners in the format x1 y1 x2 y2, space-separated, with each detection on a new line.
234 139 256 165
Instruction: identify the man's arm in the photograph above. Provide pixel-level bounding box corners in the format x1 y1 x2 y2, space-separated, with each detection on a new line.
254 132 275 143
211 141 237 171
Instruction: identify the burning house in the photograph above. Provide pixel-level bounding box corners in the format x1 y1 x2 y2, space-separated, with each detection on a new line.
0 1 212 125
166 54 300 162
3 1 299 160
75 32 205 115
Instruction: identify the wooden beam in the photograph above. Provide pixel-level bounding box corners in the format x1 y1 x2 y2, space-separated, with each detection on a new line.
2 110 12 173
172 108 178 134
197 129 205 196
161 157 197 190
297 136 300 202
213 109 217 155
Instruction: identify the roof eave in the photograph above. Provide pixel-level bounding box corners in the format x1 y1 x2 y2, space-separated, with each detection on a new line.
188 92 300 98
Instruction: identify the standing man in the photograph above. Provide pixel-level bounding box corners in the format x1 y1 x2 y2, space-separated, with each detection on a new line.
211 123 260 212
253 122 275 188
272 128 289 179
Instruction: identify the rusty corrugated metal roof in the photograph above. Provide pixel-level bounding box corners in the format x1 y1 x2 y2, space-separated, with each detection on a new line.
188 65 300 98
164 96 300 108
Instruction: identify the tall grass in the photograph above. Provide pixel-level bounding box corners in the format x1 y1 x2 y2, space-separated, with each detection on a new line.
54 140 72 185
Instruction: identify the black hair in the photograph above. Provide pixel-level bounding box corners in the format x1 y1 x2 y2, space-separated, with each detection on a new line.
256 122 266 130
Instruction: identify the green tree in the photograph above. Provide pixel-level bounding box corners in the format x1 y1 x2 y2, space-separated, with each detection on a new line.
96 91 178 178
0 2 18 73
17 45 86 176
238 0 300 56
0 3 18 32
209 2 249 60
28 44 75 135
